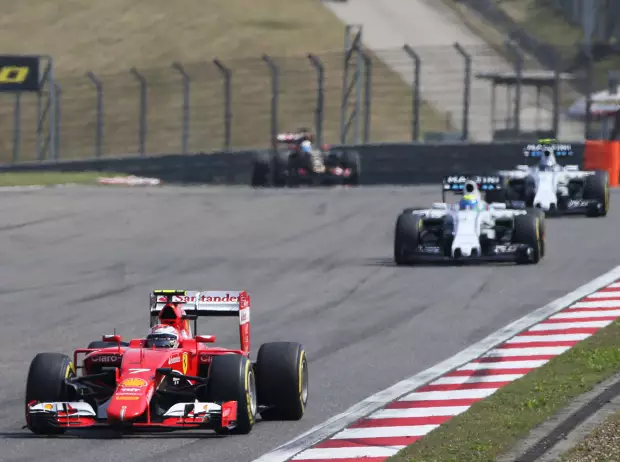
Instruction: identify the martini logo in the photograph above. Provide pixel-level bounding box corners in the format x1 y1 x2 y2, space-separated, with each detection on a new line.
120 378 147 387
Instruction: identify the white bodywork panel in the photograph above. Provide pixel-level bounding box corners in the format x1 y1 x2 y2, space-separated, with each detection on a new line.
410 204 528 258
498 166 595 211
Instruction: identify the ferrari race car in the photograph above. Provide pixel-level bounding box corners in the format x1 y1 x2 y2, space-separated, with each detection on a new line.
25 290 308 435
251 128 361 187
394 176 545 265
484 141 609 217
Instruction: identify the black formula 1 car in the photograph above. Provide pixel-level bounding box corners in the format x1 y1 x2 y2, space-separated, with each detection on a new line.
251 129 361 187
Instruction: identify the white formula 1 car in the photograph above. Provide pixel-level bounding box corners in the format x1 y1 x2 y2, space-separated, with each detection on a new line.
394 177 545 265
485 142 609 217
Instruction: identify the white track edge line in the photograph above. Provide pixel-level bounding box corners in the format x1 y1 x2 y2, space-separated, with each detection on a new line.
251 265 620 462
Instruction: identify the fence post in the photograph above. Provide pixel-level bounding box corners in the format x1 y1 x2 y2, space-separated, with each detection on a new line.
453 42 471 141
11 94 21 163
172 62 190 154
307 54 325 146
213 59 232 152
403 45 421 142
130 67 148 156
361 51 372 143
36 61 52 161
54 84 61 159
48 56 57 161
86 71 104 158
504 40 523 134
262 54 279 148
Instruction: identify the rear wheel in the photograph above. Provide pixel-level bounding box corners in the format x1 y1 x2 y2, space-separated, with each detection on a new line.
251 151 272 187
207 354 257 434
256 342 308 420
583 170 609 217
341 150 361 185
25 353 76 435
394 212 420 265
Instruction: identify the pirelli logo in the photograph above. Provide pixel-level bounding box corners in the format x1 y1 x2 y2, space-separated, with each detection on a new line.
0 56 40 92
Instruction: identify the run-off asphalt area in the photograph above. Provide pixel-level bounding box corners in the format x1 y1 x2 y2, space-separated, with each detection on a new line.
0 185 618 462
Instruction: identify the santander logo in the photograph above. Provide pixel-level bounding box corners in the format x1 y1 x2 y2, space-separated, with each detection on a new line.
200 293 238 303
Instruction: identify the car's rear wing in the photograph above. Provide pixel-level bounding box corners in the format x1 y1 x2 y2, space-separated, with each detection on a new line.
523 142 573 158
149 290 251 354
442 174 503 201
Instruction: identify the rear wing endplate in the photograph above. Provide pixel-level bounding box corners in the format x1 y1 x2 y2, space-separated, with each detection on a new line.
442 174 502 201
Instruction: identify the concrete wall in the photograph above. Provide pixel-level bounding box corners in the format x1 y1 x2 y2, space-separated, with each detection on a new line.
0 142 586 185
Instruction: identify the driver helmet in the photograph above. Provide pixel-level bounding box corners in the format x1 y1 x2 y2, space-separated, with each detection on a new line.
459 193 479 210
300 140 313 154
145 324 179 348
539 148 557 171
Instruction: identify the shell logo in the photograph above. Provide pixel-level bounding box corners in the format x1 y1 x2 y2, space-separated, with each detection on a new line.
120 378 147 387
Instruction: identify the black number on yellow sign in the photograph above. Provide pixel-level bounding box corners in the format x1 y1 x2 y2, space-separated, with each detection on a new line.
0 66 29 84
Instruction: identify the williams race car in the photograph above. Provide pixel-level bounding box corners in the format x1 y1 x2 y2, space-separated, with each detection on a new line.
484 141 609 217
251 128 361 187
394 177 545 265
25 290 308 435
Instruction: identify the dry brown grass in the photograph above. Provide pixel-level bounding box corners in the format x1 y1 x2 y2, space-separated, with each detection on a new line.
0 0 447 162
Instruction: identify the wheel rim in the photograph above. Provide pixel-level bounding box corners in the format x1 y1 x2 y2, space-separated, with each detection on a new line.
248 369 257 416
300 356 309 404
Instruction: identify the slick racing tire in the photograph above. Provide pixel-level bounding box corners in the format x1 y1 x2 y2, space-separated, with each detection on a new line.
256 342 308 421
583 170 609 217
512 213 543 264
526 208 546 257
394 212 420 265
207 354 257 434
341 150 361 186
25 353 76 435
251 151 272 187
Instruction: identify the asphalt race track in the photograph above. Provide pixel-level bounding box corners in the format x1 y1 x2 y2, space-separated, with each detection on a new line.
1 185 620 462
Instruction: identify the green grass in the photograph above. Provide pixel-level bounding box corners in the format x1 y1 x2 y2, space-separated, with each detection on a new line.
388 320 620 462
560 408 620 461
0 171 126 186
0 0 447 163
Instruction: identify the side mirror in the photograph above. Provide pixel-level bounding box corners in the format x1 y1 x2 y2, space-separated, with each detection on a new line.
103 334 122 344
195 335 216 343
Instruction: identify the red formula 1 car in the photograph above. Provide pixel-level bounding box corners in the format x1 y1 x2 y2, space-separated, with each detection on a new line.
24 290 309 435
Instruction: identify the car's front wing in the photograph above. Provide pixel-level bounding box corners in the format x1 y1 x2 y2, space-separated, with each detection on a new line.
26 400 238 432
403 243 535 263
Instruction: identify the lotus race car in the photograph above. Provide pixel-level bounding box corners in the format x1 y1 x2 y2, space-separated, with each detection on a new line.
394 177 545 265
484 141 609 217
25 290 308 435
251 128 361 187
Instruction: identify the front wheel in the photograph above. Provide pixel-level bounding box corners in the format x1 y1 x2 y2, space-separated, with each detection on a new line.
583 170 609 217
394 212 420 265
512 213 543 264
25 353 76 435
207 354 257 434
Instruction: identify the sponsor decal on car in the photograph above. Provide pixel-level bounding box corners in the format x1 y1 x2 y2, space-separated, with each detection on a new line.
91 355 121 363
200 293 238 303
169 355 181 365
115 396 140 401
120 378 147 387
567 199 590 208
495 244 519 253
